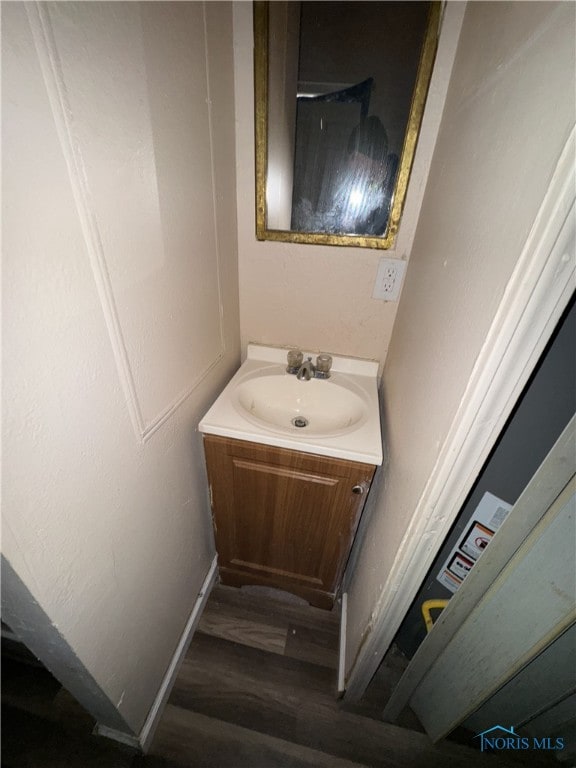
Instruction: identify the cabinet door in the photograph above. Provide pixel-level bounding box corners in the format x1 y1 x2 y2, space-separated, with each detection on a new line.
203 436 375 608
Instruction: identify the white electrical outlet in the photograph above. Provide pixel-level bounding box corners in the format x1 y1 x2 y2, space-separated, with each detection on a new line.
372 257 407 301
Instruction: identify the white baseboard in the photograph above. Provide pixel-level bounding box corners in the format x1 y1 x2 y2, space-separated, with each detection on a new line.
338 592 348 694
95 555 218 752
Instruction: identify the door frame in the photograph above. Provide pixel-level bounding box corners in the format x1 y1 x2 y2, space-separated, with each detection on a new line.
344 127 575 699
384 419 575 728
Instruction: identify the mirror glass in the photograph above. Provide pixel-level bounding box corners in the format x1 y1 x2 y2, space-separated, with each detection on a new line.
255 1 440 249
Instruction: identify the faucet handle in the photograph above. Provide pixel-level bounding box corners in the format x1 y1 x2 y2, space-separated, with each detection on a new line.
286 349 303 374
315 353 332 379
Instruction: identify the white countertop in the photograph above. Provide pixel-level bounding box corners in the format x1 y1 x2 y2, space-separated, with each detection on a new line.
198 345 383 466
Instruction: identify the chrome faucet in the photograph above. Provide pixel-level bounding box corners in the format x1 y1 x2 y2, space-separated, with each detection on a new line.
314 353 332 379
296 356 315 381
286 350 333 380
286 349 303 375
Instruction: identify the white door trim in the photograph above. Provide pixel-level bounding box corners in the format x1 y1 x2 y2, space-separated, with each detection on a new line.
344 126 576 699
412 475 576 740
384 418 575 724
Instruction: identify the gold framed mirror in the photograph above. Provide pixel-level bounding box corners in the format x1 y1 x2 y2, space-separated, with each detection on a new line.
254 1 441 249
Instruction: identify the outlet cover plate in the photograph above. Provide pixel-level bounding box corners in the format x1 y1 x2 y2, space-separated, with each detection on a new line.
373 257 407 301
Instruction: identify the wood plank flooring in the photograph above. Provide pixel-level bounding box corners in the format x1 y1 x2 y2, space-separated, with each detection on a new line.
2 584 559 767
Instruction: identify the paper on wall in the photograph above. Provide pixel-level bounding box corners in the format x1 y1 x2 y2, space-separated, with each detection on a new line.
435 491 512 594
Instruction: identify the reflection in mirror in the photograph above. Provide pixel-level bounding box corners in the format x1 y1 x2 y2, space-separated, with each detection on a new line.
255 1 440 249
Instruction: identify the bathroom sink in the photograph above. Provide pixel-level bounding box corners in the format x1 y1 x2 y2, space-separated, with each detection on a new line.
233 374 367 437
199 345 383 465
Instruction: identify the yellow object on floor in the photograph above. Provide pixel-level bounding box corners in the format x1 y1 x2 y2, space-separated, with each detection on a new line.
421 599 449 633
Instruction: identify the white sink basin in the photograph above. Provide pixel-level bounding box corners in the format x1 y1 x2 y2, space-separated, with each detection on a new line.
233 374 367 437
199 345 383 465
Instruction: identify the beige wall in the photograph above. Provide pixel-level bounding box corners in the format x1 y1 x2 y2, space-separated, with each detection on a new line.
234 2 462 367
344 1 576 675
6 0 572 732
2 1 239 734
234 2 398 364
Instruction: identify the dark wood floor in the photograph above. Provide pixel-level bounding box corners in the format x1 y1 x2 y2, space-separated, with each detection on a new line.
2 584 557 767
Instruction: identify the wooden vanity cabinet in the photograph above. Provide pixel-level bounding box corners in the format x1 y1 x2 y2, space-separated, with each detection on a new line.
203 435 376 609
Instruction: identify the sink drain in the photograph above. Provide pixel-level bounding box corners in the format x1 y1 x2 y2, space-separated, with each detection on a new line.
291 416 309 428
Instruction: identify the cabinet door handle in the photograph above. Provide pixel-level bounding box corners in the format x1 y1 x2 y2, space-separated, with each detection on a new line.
352 485 365 495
